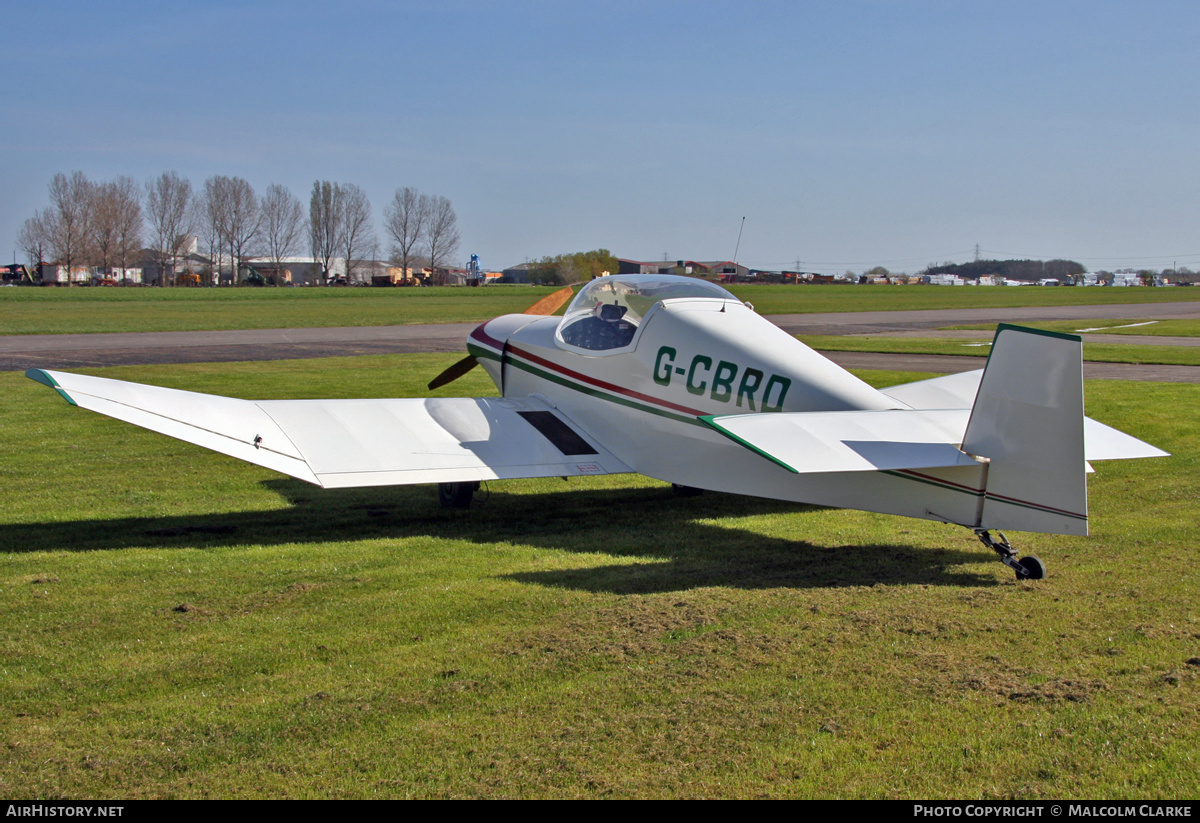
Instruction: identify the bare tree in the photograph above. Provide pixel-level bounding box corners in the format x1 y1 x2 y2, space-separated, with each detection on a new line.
46 171 94 285
384 187 429 282
338 183 375 283
199 176 260 285
223 177 260 283
424 195 461 280
309 180 340 284
111 176 143 281
198 177 228 283
18 209 53 276
90 177 142 280
90 181 120 277
260 183 305 277
145 171 193 286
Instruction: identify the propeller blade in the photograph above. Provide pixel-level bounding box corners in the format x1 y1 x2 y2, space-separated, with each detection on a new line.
427 355 479 391
428 286 574 390
523 285 575 316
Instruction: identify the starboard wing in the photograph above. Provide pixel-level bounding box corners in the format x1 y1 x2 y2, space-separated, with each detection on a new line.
26 369 631 488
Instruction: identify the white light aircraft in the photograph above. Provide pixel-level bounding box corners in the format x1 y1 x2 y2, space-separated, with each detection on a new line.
27 274 1168 579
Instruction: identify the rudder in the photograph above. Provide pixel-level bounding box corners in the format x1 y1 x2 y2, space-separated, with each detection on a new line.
962 325 1088 536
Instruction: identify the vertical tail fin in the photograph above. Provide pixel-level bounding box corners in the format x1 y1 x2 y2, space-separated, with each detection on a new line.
962 325 1088 536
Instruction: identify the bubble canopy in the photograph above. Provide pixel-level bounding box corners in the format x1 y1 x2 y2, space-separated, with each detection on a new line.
557 275 742 351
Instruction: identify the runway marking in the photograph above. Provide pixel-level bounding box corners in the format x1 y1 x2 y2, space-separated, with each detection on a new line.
1075 321 1159 332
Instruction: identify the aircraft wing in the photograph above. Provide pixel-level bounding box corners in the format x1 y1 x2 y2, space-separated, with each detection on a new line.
26 369 631 488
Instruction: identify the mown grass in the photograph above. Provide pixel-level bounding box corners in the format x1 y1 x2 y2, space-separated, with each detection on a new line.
1 357 1195 799
947 319 1200 338
799 335 1200 367
726 284 1200 317
0 286 568 335
3 283 1198 335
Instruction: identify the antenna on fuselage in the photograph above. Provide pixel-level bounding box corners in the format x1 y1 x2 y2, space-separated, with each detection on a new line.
732 216 745 270
724 215 746 313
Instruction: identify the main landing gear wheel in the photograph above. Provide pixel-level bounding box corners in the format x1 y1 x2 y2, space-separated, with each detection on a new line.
671 483 704 497
975 529 1048 580
438 481 479 509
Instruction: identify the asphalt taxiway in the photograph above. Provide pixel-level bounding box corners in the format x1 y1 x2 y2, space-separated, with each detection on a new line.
3 301 1199 381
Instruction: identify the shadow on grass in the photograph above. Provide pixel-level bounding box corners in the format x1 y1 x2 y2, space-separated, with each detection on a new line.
2 478 996 590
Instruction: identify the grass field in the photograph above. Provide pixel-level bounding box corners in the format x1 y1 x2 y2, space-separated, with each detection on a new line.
2 356 1195 799
799 335 1200 367
947 319 1200 338
731 284 1200 317
2 283 1198 335
0 286 567 335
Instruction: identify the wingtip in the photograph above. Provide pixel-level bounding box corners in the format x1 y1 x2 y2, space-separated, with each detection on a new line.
25 368 57 388
25 368 76 406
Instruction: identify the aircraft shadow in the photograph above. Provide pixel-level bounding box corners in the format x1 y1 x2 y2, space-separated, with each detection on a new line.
2 478 996 590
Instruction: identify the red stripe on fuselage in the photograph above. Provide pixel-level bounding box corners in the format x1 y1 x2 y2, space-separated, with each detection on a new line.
470 323 505 352
984 490 1087 519
895 469 984 495
897 469 1085 519
506 343 707 417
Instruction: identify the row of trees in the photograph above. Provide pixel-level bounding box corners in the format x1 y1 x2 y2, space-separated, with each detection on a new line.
924 259 1087 282
383 188 461 283
526 249 619 285
18 172 461 285
19 172 144 283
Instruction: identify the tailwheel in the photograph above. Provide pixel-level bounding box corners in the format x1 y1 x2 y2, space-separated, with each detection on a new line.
1015 556 1046 581
438 481 479 509
975 529 1048 581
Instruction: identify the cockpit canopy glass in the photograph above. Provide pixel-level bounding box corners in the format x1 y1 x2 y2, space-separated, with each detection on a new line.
557 275 740 351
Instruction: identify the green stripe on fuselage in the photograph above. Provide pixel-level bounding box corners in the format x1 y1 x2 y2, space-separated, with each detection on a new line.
467 342 502 362
504 355 703 426
698 416 799 473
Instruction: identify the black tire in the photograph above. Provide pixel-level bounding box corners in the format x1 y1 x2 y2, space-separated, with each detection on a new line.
1016 556 1047 580
671 484 704 498
438 482 476 509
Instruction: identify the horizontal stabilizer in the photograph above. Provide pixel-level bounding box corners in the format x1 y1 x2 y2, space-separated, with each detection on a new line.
883 365 1168 464
26 369 631 488
702 408 978 474
880 369 983 410
1083 417 1170 461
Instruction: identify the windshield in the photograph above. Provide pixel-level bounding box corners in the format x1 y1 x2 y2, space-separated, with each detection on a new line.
557 275 740 351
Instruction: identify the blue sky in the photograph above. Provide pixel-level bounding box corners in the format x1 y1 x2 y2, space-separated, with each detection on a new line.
3 0 1197 274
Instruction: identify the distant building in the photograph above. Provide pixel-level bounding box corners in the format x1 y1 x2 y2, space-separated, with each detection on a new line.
40 263 92 284
617 259 750 278
501 263 533 283
241 257 347 286
617 259 661 275
926 274 965 286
